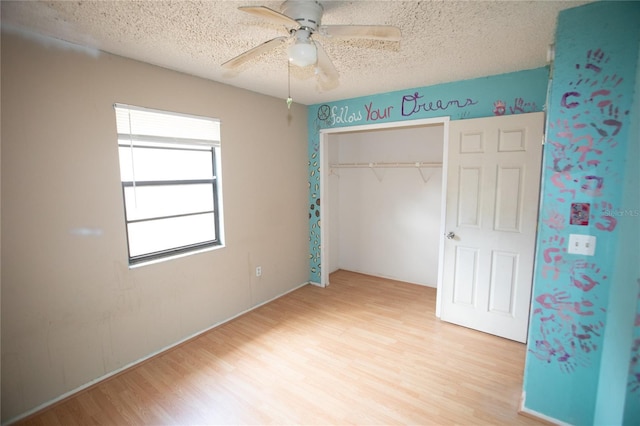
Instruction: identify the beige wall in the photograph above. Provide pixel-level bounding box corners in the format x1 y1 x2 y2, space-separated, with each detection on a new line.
1 32 309 422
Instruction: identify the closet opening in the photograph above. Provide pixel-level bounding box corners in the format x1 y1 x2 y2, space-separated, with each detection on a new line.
319 117 449 316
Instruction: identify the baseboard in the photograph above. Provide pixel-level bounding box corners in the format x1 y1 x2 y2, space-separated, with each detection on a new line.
519 392 568 425
309 281 325 287
4 280 312 426
338 268 436 288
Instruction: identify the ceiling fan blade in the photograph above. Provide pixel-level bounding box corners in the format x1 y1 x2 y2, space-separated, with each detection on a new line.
319 25 401 41
222 36 289 69
238 6 300 29
315 41 339 89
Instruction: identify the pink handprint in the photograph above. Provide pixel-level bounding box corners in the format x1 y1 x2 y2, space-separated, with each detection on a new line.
541 235 567 279
556 339 581 374
509 97 526 114
570 260 607 292
544 209 566 231
602 73 624 89
572 275 598 292
588 88 624 137
530 337 578 373
536 291 595 321
592 202 618 232
579 175 604 196
585 48 608 73
573 133 601 163
571 323 600 353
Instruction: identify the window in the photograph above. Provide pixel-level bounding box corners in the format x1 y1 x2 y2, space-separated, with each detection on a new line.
114 104 223 265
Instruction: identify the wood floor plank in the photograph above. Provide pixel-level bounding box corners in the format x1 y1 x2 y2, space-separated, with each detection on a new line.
15 270 545 425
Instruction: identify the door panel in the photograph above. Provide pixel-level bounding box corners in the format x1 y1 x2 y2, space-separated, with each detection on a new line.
440 112 544 343
495 166 523 232
453 246 478 305
499 128 527 152
460 131 485 153
489 250 518 314
457 167 482 227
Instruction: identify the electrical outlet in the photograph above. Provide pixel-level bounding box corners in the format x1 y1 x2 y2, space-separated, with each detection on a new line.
568 234 596 256
256 266 262 277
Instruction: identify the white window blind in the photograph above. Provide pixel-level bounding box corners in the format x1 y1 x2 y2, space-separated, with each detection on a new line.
115 103 220 146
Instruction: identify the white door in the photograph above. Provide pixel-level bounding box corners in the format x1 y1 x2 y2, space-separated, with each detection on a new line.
440 112 544 343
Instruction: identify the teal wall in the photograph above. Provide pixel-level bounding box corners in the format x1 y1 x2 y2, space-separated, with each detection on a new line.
307 67 549 282
620 29 640 426
522 2 640 425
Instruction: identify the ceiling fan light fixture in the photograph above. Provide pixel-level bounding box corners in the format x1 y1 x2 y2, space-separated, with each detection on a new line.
288 40 317 67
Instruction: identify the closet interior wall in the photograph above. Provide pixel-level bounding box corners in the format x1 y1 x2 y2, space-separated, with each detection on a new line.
327 124 444 287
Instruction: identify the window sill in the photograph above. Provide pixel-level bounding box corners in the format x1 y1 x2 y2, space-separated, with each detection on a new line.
128 244 225 269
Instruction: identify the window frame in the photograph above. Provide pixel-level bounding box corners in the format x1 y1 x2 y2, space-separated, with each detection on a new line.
114 103 223 266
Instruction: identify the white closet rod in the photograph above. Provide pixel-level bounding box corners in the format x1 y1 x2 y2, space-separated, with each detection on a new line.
329 161 441 183
330 161 442 169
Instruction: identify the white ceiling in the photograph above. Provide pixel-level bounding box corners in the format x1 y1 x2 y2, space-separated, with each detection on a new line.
1 0 588 105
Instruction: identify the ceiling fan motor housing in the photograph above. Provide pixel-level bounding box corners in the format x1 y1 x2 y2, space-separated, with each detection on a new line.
281 0 323 32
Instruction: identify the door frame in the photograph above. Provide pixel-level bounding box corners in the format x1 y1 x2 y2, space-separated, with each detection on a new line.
319 116 450 317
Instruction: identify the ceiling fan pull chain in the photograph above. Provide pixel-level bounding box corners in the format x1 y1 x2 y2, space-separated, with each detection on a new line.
287 60 293 109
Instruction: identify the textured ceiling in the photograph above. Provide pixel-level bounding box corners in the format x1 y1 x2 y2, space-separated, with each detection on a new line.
1 0 588 105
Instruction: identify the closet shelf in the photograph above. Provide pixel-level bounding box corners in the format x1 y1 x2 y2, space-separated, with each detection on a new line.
329 161 441 183
329 161 442 169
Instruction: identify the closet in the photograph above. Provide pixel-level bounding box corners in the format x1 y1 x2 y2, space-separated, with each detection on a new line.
324 122 445 287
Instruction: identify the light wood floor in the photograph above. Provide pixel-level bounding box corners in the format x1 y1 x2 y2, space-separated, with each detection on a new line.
17 270 545 425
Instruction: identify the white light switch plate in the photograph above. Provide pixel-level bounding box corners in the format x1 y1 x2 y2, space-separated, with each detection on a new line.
568 234 596 256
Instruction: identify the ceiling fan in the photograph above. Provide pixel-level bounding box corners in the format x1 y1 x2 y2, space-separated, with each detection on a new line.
221 0 401 88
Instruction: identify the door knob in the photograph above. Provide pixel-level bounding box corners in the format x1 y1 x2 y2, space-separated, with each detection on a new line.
446 231 456 240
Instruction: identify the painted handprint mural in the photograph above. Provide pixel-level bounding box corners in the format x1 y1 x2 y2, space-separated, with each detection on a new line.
523 2 640 425
627 280 640 421
528 43 626 373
